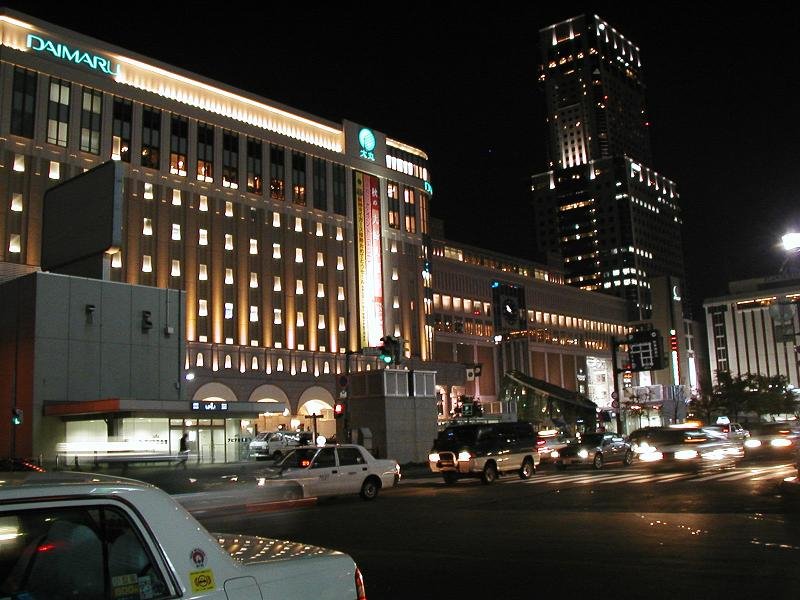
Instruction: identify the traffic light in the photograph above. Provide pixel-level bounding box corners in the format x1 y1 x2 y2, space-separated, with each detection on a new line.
334 401 346 419
11 408 23 426
379 335 403 365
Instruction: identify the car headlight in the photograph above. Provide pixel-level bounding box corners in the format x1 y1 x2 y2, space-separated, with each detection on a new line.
577 449 589 459
771 438 792 448
457 451 472 462
428 452 440 462
633 442 651 454
550 450 560 458
675 450 698 460
744 439 761 448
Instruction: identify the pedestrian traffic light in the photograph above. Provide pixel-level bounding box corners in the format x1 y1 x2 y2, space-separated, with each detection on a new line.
379 335 403 365
334 401 346 419
11 408 23 426
379 336 395 365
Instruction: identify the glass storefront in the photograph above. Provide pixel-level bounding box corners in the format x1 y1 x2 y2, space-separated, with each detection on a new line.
60 416 254 464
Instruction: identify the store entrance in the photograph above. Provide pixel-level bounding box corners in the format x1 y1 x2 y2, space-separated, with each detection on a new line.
170 418 227 464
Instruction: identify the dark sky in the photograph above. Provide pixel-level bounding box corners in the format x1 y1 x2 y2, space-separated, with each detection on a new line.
5 2 799 309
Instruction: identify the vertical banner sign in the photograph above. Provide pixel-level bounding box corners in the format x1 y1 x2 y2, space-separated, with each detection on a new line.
355 172 385 348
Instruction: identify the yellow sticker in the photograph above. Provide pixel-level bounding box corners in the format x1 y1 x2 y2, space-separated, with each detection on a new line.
189 569 216 593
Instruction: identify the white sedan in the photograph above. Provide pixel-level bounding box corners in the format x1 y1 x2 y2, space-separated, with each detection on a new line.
0 471 365 599
260 444 400 500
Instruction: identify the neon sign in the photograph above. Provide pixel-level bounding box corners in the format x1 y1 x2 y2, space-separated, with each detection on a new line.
358 128 376 161
26 34 120 77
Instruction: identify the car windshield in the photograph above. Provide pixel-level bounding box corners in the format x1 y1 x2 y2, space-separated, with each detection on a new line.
642 429 707 445
578 433 605 446
749 423 797 435
253 432 269 441
435 426 492 448
277 448 320 468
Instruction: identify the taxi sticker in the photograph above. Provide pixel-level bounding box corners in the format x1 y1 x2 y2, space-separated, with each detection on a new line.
189 569 216 593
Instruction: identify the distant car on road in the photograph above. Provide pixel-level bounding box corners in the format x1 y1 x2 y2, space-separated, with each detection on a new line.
260 444 400 500
630 426 740 471
428 421 541 484
744 422 800 458
0 471 365 599
536 428 572 463
249 430 312 461
554 432 633 470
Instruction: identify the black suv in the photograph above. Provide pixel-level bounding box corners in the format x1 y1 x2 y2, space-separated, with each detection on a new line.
428 421 541 484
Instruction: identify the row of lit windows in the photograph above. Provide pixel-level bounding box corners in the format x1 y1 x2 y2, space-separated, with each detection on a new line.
432 294 491 316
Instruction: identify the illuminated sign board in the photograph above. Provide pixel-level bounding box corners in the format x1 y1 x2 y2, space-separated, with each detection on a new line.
191 401 228 412
26 34 120 76
355 171 384 347
358 128 376 161
424 181 433 194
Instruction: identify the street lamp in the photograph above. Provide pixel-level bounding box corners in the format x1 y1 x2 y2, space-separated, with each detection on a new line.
782 232 800 252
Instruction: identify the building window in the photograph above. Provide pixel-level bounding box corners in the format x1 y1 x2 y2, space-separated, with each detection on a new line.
292 152 306 206
79 87 102 154
142 218 153 236
225 234 234 251
171 260 181 277
387 182 400 229
313 157 327 211
197 122 214 181
420 192 429 234
270 145 285 200
199 264 208 280
199 299 208 316
142 255 152 272
225 268 233 285
249 239 258 255
11 67 37 139
198 229 208 245
141 106 161 169
332 164 346 215
8 234 21 254
404 187 417 233
169 114 188 176
171 223 181 241
223 130 239 188
47 78 70 147
112 97 132 162
247 137 262 194
48 161 60 180
11 193 23 212
224 302 234 320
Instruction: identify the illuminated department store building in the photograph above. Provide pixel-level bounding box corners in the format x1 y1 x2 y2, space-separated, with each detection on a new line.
0 10 433 462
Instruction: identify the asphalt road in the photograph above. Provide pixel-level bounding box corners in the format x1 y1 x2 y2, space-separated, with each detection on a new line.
196 460 800 600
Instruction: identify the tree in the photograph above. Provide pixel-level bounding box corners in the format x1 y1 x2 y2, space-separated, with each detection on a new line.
713 371 798 420
688 392 724 424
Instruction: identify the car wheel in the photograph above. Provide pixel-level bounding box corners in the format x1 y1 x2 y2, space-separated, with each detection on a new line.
519 458 534 480
593 453 604 470
360 477 381 500
282 487 302 501
623 450 634 466
442 472 458 485
481 462 498 484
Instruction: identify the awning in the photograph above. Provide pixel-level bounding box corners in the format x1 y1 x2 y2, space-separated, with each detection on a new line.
503 371 597 411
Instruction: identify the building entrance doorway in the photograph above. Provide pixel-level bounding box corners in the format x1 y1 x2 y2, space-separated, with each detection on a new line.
170 418 227 463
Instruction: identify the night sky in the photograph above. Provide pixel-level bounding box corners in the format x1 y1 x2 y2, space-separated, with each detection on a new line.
5 2 799 313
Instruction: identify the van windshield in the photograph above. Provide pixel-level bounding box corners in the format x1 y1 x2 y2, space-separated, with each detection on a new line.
434 426 492 449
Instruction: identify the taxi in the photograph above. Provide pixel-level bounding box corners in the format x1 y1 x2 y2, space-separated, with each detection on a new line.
0 471 366 599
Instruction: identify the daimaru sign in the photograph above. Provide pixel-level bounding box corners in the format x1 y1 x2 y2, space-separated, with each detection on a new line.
27 34 120 76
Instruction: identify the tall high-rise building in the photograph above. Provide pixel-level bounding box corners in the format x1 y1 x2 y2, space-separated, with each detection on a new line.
531 15 684 320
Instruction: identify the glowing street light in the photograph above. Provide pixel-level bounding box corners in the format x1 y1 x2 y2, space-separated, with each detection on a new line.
782 232 800 252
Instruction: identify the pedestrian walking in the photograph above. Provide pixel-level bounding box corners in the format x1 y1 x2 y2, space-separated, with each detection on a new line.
177 432 189 468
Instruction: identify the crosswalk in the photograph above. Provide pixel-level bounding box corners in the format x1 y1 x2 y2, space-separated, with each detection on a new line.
402 463 797 487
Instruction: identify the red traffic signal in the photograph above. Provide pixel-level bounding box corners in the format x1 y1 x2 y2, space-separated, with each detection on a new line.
334 402 346 419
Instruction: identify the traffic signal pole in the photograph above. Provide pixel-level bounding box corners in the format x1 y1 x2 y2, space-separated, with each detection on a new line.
611 338 624 435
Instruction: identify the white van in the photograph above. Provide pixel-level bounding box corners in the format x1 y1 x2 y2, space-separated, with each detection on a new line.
249 431 311 460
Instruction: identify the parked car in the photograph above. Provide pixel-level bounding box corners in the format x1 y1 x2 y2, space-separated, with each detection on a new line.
428 421 541 484
629 426 740 471
259 444 400 500
554 432 633 470
743 422 800 458
249 430 312 461
0 471 365 599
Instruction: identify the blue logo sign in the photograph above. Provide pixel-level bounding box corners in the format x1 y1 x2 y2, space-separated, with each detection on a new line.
424 181 433 194
27 34 120 77
358 128 376 161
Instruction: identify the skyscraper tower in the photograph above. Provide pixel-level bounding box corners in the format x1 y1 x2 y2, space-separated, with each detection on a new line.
531 15 684 320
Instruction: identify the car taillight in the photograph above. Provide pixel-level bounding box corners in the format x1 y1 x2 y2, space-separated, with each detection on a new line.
536 439 546 447
355 565 367 600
